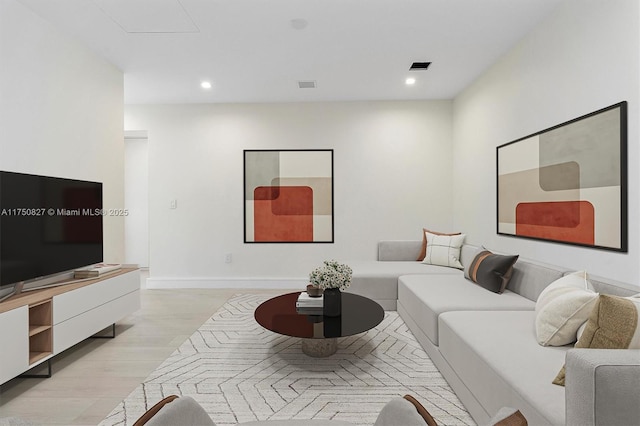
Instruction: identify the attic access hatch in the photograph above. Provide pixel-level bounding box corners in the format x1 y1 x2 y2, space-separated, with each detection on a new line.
95 0 199 33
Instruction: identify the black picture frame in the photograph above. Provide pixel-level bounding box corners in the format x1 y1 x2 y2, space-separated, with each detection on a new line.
243 149 334 243
496 101 627 252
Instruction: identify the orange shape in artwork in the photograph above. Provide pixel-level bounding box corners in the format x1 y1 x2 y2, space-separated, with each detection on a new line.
515 201 595 245
254 186 313 241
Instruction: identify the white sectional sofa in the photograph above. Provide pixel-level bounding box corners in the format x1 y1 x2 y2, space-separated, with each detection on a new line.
344 241 640 426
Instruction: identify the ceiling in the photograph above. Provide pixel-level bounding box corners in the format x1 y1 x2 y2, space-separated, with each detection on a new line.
18 0 564 104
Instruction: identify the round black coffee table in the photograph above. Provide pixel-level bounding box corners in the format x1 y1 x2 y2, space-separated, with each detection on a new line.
255 292 384 357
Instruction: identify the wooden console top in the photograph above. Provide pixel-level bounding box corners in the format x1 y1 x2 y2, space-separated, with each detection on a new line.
0 268 138 314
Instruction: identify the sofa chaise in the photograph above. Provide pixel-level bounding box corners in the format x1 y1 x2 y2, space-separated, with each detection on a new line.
345 240 640 426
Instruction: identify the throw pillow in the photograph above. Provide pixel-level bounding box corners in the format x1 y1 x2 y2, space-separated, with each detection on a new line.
416 228 462 261
421 232 466 269
575 321 587 342
534 271 599 346
464 248 518 293
553 293 640 386
487 407 529 426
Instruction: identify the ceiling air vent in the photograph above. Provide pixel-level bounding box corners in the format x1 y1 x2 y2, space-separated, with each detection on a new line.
298 80 317 89
409 62 431 70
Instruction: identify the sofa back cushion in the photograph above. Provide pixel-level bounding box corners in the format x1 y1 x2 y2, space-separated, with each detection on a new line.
581 274 639 298
378 241 481 267
507 261 566 302
378 240 423 261
459 244 479 268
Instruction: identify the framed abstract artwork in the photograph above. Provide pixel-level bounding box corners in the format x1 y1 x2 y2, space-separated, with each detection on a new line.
497 102 627 252
244 149 334 243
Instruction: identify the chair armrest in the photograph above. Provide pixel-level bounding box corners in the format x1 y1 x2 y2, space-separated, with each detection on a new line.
378 241 422 261
565 349 640 426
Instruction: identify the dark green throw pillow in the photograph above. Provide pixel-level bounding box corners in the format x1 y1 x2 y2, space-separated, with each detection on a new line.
464 249 519 294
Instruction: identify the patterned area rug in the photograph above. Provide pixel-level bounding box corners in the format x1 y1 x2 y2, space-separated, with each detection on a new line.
100 294 474 426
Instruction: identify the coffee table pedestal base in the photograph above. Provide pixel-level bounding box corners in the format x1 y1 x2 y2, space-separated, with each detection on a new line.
301 338 337 357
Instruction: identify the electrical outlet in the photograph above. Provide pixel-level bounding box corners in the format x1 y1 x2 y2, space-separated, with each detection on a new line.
170 199 177 209
225 253 232 264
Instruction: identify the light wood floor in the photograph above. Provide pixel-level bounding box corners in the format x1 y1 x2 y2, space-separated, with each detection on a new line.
0 275 285 425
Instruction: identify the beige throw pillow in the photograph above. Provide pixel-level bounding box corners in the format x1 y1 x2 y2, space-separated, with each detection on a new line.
553 293 640 386
487 407 529 426
535 271 598 346
422 232 465 269
416 228 461 261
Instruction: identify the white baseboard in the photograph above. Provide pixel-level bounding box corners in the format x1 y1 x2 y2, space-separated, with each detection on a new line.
145 276 307 290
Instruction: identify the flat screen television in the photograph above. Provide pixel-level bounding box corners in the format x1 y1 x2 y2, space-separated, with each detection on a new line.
0 171 103 300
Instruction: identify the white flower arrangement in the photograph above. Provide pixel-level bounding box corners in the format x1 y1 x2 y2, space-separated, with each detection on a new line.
309 260 353 290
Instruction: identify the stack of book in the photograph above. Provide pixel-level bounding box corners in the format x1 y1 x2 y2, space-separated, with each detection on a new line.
296 292 323 314
74 263 122 279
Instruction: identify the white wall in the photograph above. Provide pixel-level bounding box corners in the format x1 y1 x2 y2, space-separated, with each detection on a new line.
124 132 149 269
125 101 453 287
0 0 125 263
452 0 640 285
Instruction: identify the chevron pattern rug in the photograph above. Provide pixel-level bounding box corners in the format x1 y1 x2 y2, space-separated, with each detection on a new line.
100 294 474 426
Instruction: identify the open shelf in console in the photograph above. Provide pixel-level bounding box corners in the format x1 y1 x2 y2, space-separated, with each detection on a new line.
28 299 52 365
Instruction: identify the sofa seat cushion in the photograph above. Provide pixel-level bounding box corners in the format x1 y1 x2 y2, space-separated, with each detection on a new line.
346 261 461 301
439 311 569 426
398 275 535 346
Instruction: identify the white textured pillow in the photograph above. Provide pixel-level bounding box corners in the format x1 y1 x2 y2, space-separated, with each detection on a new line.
535 271 598 346
422 232 465 269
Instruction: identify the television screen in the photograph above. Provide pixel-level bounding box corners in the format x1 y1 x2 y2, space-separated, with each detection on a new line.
0 171 103 291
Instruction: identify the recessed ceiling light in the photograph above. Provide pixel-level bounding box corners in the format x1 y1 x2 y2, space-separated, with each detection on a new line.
201 81 212 89
405 77 416 85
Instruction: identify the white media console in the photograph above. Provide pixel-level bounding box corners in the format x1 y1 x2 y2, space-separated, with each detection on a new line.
0 268 140 385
